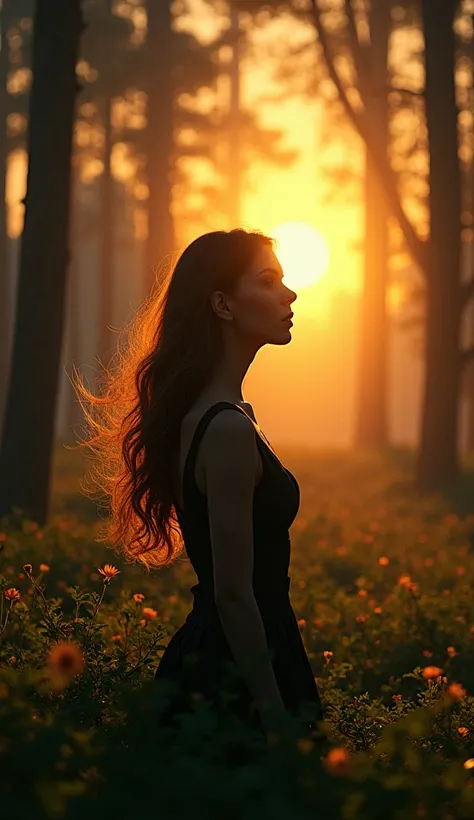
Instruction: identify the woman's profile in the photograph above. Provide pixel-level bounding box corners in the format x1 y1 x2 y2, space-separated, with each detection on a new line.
73 228 325 745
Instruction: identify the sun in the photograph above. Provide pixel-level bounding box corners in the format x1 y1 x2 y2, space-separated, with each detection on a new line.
270 221 330 291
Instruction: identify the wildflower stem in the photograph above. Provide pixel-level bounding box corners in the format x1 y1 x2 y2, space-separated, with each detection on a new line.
0 606 12 641
119 635 161 681
91 583 107 618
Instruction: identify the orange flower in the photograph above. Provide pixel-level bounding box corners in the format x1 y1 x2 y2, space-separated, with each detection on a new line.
422 666 443 679
378 556 389 566
392 694 402 702
142 607 157 620
298 618 306 631
46 641 85 679
323 650 333 662
356 615 368 624
23 564 33 575
133 593 145 603
324 747 352 775
97 564 120 582
39 563 50 573
447 646 458 658
139 619 146 627
423 650 433 658
458 727 469 737
4 588 21 603
464 759 474 770
446 682 467 701
110 634 122 643
374 607 382 614
398 574 412 587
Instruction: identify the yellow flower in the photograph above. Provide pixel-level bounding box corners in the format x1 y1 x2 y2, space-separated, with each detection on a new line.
39 563 50 573
142 607 157 620
422 666 443 679
97 564 120 582
4 588 21 603
133 593 145 603
46 641 85 679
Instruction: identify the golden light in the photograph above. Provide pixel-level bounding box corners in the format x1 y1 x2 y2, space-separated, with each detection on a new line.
270 221 330 291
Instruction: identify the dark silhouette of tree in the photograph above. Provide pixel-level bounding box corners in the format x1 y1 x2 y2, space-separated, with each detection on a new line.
0 0 85 524
0 0 34 436
310 0 470 491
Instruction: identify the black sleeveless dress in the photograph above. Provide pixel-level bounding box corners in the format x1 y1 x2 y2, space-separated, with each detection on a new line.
154 401 324 736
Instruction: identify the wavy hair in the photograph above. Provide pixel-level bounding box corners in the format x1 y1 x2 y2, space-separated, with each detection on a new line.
71 228 275 572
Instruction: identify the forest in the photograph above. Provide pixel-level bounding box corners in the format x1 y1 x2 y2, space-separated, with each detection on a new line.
1 1 474 818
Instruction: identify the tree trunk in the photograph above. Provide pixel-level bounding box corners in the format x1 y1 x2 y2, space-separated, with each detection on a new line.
98 89 115 367
0 0 14 438
144 0 175 297
0 0 84 525
63 168 83 443
354 0 390 448
464 56 474 453
416 0 462 490
228 5 242 228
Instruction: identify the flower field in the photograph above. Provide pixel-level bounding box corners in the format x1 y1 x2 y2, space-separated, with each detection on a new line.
2 444 474 818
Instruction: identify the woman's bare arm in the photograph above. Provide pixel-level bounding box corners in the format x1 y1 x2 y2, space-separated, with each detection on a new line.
201 410 285 719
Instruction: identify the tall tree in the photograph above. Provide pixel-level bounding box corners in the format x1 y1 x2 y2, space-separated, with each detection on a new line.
417 0 462 488
346 1 392 448
144 0 175 294
0 0 33 436
0 0 84 525
311 0 469 490
0 0 14 439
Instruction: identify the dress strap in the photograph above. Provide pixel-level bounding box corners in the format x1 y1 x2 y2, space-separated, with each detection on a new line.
182 401 249 510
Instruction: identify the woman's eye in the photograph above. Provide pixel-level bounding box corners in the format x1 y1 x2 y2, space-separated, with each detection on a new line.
264 278 274 285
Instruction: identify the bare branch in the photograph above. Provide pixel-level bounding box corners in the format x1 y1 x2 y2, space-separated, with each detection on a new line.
309 0 428 275
344 0 366 87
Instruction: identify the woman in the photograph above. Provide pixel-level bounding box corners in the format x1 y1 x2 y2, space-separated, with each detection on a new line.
74 228 325 744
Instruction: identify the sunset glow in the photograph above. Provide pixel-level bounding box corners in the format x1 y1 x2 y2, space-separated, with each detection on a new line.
270 221 330 291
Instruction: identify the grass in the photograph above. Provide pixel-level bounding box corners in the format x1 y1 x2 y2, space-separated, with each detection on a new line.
2 441 474 818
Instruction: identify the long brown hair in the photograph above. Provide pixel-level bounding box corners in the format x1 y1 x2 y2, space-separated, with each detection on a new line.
71 228 275 572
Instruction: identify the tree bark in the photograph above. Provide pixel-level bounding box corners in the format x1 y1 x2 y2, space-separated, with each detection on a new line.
0 0 84 524
354 0 390 448
98 88 115 367
416 0 462 489
0 0 14 438
144 0 175 297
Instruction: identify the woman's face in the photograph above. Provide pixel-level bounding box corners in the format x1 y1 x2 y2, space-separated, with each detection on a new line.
212 245 297 345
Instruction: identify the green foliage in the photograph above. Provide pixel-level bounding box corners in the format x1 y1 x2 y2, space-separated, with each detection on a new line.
2 447 474 818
